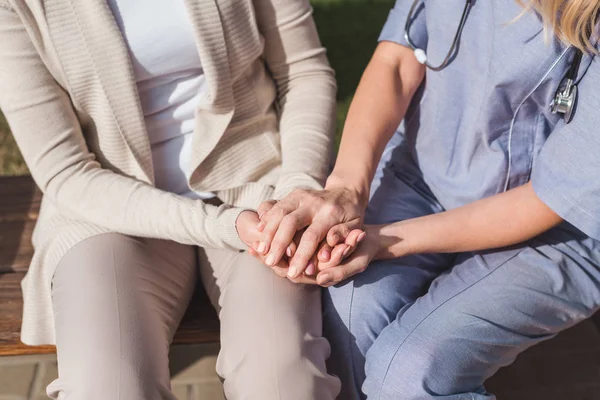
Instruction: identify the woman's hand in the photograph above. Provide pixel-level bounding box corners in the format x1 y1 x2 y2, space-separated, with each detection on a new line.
254 186 367 279
248 224 365 284
236 210 263 246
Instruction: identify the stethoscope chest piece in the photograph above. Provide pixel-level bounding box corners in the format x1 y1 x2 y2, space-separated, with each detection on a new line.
551 48 583 124
551 79 578 124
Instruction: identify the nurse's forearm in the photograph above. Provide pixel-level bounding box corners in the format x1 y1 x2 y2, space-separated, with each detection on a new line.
374 182 563 259
326 42 425 206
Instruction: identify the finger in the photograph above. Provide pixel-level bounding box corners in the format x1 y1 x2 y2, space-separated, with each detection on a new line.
288 274 319 285
317 242 332 263
316 253 370 287
257 200 277 220
257 200 277 232
256 202 299 254
345 229 366 248
289 217 337 279
317 243 349 270
305 254 318 276
270 260 290 279
326 220 363 247
264 211 310 266
286 242 296 258
259 203 310 255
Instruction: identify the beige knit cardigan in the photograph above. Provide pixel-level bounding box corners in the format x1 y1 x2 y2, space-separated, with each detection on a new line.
0 0 336 345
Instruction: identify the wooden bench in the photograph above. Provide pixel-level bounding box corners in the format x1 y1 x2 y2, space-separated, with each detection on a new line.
0 175 220 356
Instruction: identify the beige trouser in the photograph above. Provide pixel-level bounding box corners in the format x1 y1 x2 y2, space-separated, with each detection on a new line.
46 233 340 400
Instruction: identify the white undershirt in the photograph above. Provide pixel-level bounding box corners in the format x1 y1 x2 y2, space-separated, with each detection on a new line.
107 0 214 199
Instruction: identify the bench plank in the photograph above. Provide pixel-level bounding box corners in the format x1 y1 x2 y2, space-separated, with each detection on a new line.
0 176 39 273
0 176 219 356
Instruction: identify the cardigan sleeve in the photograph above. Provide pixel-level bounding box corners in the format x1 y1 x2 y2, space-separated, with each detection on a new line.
253 0 337 199
0 7 247 251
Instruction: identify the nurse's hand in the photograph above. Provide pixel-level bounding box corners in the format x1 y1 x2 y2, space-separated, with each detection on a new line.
314 225 383 287
254 186 366 279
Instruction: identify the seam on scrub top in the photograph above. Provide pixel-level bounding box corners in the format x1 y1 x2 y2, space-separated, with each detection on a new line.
375 249 525 399
525 112 542 182
469 1 496 178
504 46 571 192
549 184 600 222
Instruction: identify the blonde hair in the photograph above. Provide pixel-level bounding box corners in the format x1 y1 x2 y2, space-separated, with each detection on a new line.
518 0 600 53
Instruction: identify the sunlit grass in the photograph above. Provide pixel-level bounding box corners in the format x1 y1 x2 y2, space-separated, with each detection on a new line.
0 0 392 176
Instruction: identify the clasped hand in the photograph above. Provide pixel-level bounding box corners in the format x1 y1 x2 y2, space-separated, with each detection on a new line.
236 187 381 287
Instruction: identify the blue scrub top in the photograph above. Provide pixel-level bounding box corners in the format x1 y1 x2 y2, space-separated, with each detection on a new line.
380 0 600 241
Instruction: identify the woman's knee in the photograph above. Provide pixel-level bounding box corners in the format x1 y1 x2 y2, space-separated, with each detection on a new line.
50 233 194 400
218 335 340 400
216 258 340 399
47 348 174 400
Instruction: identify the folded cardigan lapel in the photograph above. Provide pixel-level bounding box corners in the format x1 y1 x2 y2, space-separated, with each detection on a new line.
183 0 236 181
44 0 236 186
45 0 154 183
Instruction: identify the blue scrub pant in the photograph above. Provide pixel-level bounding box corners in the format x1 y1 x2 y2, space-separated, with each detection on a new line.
324 161 600 400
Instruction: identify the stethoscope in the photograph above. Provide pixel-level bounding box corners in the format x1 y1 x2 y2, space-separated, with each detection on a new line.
404 0 583 123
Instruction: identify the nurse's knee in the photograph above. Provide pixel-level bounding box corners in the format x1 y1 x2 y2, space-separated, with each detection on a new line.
363 322 474 399
324 262 396 355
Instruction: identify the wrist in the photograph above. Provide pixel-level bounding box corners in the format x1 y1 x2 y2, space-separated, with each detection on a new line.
371 222 413 260
325 172 370 208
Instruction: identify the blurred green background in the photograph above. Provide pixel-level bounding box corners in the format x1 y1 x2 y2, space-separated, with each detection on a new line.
0 0 393 176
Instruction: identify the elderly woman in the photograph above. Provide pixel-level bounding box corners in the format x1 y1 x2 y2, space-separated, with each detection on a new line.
0 0 342 398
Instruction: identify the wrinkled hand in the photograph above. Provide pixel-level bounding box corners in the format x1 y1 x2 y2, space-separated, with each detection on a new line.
237 210 302 279
248 227 364 285
254 187 366 279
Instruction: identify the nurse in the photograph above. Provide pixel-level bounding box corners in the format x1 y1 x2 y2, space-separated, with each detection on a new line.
254 0 600 398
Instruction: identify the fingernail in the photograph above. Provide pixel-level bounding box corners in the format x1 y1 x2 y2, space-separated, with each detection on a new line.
318 274 331 285
257 242 266 254
331 233 339 243
357 232 366 243
286 247 293 257
343 245 351 257
266 253 275 266
306 262 316 275
287 266 298 278
321 248 331 260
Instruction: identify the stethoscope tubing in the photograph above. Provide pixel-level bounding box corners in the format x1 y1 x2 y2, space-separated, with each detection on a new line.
404 0 473 71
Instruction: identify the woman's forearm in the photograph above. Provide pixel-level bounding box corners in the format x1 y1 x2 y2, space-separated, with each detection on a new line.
326 42 425 206
255 0 337 198
0 9 246 251
375 182 564 259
